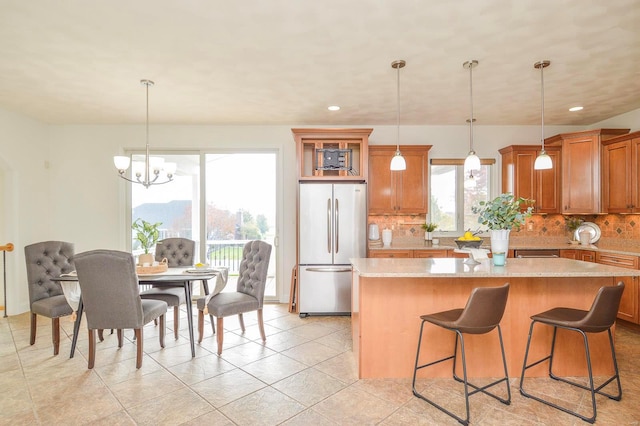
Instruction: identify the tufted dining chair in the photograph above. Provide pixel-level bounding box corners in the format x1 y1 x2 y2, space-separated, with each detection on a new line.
24 241 75 355
197 240 272 354
74 249 168 369
140 238 194 339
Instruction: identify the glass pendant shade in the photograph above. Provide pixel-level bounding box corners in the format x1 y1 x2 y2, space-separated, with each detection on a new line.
390 151 407 171
113 155 131 171
534 150 552 170
464 151 481 171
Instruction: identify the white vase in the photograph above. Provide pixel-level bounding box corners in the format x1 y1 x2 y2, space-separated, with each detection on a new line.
490 229 510 255
424 231 432 241
138 253 154 266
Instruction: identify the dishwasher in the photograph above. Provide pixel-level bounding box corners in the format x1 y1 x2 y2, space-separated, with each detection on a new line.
514 249 560 258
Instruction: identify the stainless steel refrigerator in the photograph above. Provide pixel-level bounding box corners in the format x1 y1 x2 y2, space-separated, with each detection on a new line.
298 183 367 316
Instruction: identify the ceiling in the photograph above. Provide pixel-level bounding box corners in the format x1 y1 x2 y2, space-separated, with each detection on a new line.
0 0 639 126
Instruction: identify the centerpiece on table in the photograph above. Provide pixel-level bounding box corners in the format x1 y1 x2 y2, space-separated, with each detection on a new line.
471 193 533 256
132 218 162 266
421 222 438 241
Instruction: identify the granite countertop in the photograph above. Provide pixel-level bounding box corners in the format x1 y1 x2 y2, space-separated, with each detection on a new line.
369 237 640 257
351 257 640 278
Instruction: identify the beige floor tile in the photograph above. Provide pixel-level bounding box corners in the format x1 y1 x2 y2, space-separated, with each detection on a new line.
108 369 186 409
287 322 338 340
281 341 340 367
167 353 236 385
241 353 307 384
217 340 277 367
279 408 336 425
313 385 399 425
351 378 415 406
219 387 305 425
90 410 137 425
261 329 310 352
190 368 266 408
314 328 353 352
272 367 348 407
314 351 358 384
127 387 213 425
179 409 235 426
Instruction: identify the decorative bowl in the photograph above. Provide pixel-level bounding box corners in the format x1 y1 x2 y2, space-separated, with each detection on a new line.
455 239 483 249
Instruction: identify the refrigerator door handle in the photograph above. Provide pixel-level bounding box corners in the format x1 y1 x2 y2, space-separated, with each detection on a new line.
305 267 352 273
327 198 332 254
335 198 339 253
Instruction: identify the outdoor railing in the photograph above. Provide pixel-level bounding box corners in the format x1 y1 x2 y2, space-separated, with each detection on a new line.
206 239 249 272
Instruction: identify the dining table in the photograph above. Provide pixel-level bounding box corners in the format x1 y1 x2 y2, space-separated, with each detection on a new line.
54 266 228 358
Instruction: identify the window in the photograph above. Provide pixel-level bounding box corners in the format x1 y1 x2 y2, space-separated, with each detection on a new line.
127 150 278 300
430 159 493 234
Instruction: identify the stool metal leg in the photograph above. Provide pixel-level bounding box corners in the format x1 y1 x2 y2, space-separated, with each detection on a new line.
520 321 622 424
412 320 511 426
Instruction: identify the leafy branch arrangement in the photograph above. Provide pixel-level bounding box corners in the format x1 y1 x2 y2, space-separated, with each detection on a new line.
565 216 584 233
471 193 534 230
132 218 162 254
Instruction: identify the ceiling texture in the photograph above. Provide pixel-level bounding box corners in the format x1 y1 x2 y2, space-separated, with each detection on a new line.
0 0 639 126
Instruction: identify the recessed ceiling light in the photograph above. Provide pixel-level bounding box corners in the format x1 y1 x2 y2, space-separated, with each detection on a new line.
569 106 583 112
328 105 340 111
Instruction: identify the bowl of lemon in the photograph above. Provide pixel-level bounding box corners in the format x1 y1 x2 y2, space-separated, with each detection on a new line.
455 231 483 249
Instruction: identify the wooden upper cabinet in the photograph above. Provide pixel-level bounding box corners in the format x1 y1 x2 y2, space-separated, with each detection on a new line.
292 128 371 181
602 131 640 213
545 128 629 214
499 145 561 214
368 145 432 215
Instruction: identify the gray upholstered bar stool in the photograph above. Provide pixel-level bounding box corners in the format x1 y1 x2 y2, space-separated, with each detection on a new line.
140 238 194 339
519 281 625 424
412 283 511 426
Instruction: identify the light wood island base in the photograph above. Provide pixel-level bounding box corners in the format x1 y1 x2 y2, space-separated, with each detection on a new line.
351 258 640 379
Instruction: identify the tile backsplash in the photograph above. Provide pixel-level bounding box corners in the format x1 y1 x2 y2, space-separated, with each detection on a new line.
368 214 640 242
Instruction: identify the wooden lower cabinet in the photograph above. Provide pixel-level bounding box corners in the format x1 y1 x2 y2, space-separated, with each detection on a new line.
368 250 413 258
413 249 448 258
560 249 595 262
596 252 639 323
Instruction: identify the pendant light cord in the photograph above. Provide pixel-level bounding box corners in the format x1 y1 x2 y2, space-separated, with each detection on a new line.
540 63 545 151
396 62 400 151
469 62 474 153
144 80 150 183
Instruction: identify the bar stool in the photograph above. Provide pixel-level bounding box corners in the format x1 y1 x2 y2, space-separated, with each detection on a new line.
519 281 624 424
412 283 511 425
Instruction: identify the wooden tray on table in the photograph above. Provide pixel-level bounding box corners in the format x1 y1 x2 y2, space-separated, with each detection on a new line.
136 258 168 275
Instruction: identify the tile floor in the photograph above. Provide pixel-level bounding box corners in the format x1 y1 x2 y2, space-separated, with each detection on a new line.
1 304 639 425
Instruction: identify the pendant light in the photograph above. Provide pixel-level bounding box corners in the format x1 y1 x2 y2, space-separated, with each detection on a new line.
463 60 480 177
390 60 407 171
533 60 552 170
114 80 176 188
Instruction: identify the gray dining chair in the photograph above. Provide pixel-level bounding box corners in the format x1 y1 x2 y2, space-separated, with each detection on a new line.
74 249 168 369
24 241 75 355
197 240 272 354
140 238 194 339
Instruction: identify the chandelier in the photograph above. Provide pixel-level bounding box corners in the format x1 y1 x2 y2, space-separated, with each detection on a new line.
114 80 176 188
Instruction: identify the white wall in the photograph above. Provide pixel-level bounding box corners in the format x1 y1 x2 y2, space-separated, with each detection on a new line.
2 105 638 311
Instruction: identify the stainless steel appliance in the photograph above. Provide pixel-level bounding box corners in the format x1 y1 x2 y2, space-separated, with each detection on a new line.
514 249 560 258
298 183 366 317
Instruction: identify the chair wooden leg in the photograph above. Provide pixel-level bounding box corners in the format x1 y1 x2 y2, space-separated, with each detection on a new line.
135 328 143 369
257 308 266 342
98 329 104 342
30 313 37 345
159 314 165 348
173 306 179 340
216 317 224 355
117 329 123 347
52 317 60 355
88 329 96 369
197 309 204 343
239 313 245 332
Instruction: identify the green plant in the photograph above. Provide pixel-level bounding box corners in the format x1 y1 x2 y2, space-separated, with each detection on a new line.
421 222 438 232
471 193 534 230
132 218 162 254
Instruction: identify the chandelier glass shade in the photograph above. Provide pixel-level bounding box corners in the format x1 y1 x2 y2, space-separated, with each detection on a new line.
114 79 176 188
389 60 407 171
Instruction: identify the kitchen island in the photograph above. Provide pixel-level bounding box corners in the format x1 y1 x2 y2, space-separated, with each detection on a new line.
350 257 640 379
